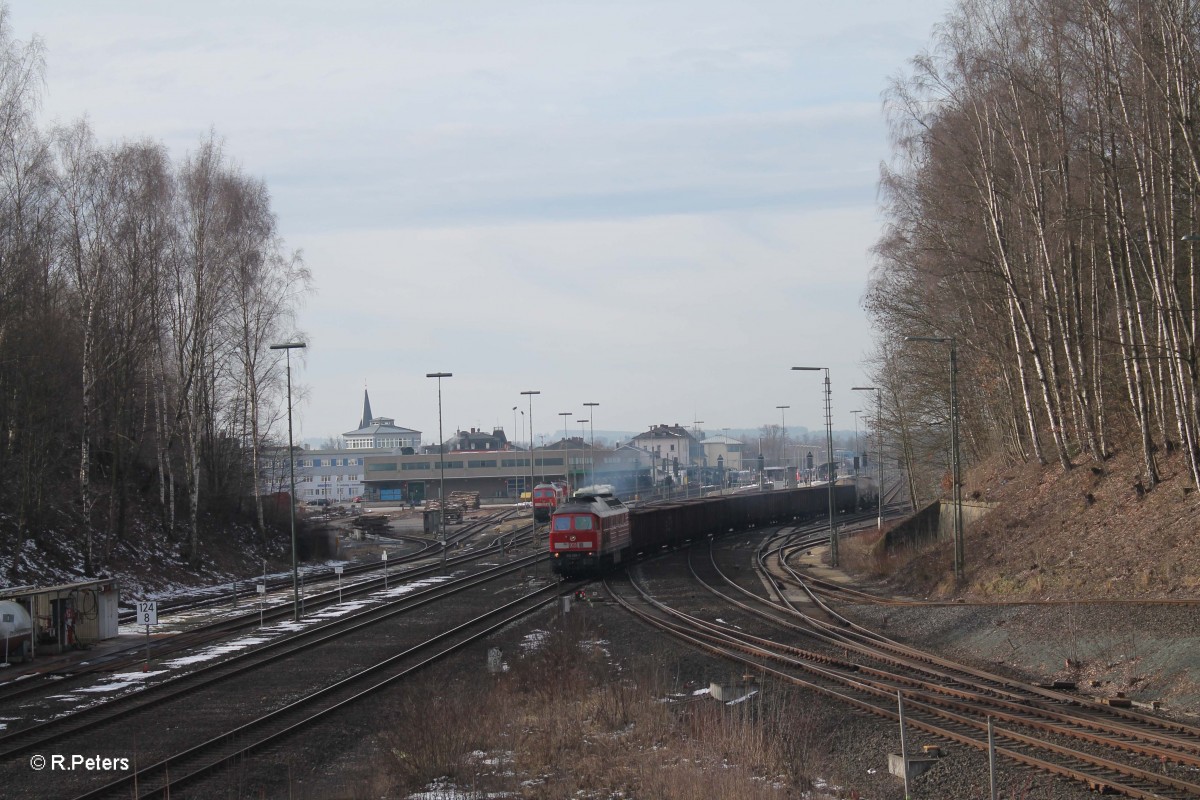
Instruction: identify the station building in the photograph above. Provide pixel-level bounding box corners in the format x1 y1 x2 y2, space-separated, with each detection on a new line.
360 436 654 503
263 395 711 506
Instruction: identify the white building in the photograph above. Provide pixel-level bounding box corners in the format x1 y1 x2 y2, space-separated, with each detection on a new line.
701 434 744 471
344 417 420 450
630 423 701 478
343 391 421 450
293 450 367 503
261 390 422 504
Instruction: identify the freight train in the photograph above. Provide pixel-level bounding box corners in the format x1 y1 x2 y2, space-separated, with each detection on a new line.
549 482 859 577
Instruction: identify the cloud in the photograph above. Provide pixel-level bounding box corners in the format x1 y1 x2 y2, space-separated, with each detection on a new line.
9 0 952 441
291 204 880 438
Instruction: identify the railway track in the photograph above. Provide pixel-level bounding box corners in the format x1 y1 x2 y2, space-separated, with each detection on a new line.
0 551 570 799
70 583 563 800
0 511 532 705
0 552 547 759
607 528 1200 798
112 509 521 624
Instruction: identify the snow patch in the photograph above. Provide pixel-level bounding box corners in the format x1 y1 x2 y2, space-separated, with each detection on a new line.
520 630 549 652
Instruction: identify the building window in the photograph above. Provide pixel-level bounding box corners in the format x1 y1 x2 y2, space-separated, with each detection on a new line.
368 462 398 471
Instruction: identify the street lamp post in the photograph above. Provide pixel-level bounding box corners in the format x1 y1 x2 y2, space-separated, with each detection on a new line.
511 406 518 451
583 402 599 488
270 341 306 621
558 411 573 485
792 366 837 567
776 405 789 479
521 390 540 516
905 336 963 582
577 419 589 489
852 386 884 529
426 372 453 569
850 410 862 477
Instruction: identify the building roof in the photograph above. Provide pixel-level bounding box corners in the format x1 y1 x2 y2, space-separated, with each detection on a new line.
448 427 510 452
632 423 698 442
701 435 743 445
343 417 421 438
543 436 587 450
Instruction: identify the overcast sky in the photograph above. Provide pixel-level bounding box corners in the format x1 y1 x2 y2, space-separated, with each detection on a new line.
13 1 951 445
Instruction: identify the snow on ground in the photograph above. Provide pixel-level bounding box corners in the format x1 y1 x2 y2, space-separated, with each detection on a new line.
578 639 610 658
725 689 759 705
16 571 462 725
408 778 515 799
519 630 549 653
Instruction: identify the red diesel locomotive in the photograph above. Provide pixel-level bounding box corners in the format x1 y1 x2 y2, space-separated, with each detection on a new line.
549 490 631 574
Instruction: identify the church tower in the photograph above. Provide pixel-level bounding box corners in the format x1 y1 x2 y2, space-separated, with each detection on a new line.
361 388 373 429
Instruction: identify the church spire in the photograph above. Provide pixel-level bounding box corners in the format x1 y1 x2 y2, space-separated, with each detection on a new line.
361 386 373 429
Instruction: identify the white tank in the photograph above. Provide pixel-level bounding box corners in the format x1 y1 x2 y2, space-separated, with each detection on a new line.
0 600 33 660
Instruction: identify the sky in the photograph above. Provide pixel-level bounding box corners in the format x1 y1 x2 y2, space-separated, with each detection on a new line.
11 0 952 446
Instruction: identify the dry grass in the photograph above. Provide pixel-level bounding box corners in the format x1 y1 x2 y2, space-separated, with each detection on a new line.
839 441 1200 602
355 615 839 799
840 528 958 597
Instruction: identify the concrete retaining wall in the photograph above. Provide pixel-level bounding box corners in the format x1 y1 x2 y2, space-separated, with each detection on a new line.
883 499 997 552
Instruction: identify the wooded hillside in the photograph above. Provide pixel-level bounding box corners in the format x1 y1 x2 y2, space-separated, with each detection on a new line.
869 0 1200 503
0 10 308 579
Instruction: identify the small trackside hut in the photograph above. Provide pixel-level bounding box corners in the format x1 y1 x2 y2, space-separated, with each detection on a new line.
0 578 121 658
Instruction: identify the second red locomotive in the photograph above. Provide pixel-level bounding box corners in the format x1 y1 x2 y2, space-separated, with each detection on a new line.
531 480 570 522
